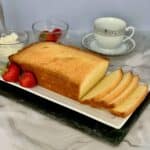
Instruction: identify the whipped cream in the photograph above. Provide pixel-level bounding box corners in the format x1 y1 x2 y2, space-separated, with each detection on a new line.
0 32 19 44
0 32 24 61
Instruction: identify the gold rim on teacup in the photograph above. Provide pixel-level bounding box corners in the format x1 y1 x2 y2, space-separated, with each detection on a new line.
95 29 124 36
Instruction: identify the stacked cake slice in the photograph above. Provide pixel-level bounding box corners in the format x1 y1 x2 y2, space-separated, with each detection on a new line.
80 69 148 117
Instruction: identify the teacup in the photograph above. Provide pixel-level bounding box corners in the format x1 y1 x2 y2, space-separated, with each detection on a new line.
93 17 135 49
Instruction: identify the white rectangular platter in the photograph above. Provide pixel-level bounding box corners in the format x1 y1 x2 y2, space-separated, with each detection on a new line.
0 76 132 129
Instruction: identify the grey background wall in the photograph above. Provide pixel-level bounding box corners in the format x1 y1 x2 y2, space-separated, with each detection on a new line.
1 0 150 31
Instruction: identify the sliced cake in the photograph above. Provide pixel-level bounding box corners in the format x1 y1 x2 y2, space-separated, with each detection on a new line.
104 75 139 108
101 72 133 107
80 69 123 103
110 84 148 117
9 42 109 100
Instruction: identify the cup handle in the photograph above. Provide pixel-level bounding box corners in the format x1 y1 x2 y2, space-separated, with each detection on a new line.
130 38 136 50
123 26 135 42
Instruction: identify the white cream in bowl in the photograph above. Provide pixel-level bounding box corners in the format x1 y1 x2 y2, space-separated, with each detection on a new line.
0 32 25 61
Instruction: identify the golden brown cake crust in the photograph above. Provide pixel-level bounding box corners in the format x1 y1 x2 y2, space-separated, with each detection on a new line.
110 84 148 117
9 42 109 100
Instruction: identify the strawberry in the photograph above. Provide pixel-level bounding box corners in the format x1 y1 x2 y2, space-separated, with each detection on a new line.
2 63 20 82
52 28 62 34
39 28 62 42
39 31 56 42
2 71 19 82
52 28 62 41
8 63 20 74
46 32 57 42
39 31 49 41
19 71 37 88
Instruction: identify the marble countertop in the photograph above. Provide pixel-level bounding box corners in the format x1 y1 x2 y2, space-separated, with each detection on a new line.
0 30 150 150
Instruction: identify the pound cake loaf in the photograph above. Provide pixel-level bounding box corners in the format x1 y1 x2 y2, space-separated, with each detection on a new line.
9 42 109 100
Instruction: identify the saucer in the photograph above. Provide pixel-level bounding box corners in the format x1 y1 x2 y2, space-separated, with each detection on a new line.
82 33 136 56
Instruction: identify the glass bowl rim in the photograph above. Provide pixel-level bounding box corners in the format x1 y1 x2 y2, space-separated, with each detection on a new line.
0 30 29 45
32 18 69 32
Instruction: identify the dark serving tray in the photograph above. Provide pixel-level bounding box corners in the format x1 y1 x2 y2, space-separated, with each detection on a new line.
0 80 149 145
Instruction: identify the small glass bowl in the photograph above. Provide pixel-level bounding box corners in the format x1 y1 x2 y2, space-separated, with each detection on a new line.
32 19 69 42
0 30 29 62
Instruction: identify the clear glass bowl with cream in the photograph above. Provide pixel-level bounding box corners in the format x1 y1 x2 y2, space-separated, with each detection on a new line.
0 30 28 62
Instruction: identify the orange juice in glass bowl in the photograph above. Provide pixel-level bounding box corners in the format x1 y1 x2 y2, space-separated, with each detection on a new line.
32 19 69 43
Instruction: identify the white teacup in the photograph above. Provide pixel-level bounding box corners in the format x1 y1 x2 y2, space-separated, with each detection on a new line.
94 17 135 49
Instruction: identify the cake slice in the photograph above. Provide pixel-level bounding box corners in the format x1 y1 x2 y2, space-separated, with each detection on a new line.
9 42 109 100
101 72 133 107
104 75 139 108
110 84 148 117
80 69 123 103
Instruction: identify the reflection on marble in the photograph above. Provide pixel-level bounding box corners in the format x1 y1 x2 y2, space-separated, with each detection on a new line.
0 30 150 150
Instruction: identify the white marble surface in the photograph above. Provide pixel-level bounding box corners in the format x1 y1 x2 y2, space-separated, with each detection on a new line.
0 30 150 150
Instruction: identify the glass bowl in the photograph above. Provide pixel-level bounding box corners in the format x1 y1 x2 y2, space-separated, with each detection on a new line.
0 30 29 62
32 19 69 42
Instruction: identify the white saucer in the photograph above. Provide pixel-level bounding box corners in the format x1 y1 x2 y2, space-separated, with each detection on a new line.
82 33 136 56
